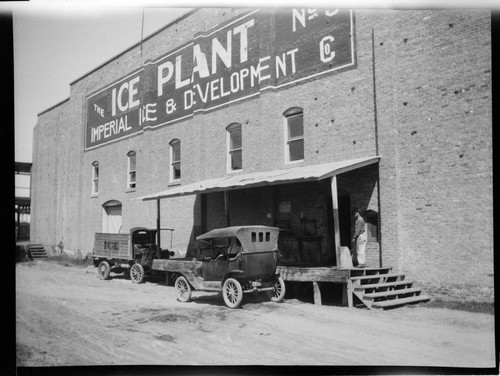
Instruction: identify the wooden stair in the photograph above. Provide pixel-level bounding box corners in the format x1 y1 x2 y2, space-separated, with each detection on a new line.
27 244 47 259
348 267 430 310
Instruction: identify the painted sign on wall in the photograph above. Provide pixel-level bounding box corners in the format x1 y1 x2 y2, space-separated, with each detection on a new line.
85 9 355 150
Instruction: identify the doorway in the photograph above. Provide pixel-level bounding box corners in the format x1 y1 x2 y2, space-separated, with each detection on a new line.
338 194 351 247
102 200 122 233
326 183 351 265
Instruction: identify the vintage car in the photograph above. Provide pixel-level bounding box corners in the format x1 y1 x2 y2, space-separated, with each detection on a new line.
158 225 286 309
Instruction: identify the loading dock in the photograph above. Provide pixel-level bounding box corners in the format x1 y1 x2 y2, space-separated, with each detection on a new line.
135 156 384 307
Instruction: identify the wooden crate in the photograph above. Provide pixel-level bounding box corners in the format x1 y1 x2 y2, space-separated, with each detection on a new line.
93 233 131 260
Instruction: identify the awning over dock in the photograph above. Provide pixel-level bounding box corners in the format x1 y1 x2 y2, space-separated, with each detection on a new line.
135 156 380 201
135 155 380 269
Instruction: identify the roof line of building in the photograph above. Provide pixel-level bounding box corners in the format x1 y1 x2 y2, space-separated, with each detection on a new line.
37 9 197 118
37 97 70 117
69 9 197 87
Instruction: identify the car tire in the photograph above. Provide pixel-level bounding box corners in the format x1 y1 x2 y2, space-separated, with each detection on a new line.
222 278 243 309
269 277 286 302
175 276 192 302
130 263 145 284
97 261 111 280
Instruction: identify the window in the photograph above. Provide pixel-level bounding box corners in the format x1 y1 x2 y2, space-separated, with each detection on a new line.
366 210 379 242
170 139 181 181
92 161 99 195
284 107 304 162
127 151 136 190
227 123 242 171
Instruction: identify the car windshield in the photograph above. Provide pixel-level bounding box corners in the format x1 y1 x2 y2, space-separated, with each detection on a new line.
212 237 231 248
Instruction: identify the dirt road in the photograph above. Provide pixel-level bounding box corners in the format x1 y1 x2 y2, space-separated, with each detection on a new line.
16 260 495 367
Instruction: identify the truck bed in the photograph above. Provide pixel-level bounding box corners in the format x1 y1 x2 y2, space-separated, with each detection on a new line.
93 233 131 260
152 258 202 272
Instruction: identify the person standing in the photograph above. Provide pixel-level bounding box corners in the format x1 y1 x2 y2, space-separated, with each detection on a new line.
352 208 367 267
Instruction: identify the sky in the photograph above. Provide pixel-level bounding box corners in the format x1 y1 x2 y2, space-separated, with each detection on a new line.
11 3 193 164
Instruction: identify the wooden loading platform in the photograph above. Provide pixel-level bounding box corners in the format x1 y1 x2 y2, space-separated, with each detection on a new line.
277 265 430 310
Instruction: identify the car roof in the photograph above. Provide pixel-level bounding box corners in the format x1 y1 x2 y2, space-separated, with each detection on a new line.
196 225 279 240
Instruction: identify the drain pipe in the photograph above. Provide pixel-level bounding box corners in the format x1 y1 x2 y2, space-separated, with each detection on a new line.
371 27 383 268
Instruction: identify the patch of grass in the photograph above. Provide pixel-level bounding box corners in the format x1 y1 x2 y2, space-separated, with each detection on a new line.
46 255 94 268
423 299 494 315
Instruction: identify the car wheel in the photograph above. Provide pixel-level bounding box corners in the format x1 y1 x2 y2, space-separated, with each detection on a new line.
130 263 145 284
222 278 243 309
270 277 286 302
97 261 111 280
175 276 192 302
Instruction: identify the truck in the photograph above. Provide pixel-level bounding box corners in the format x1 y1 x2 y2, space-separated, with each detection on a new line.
92 227 174 283
93 225 286 309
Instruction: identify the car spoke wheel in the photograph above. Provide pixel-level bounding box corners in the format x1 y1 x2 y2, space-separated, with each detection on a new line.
175 276 192 302
97 261 111 280
130 263 145 284
271 277 286 302
222 278 243 309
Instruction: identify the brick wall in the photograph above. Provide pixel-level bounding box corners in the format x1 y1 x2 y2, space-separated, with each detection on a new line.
366 10 492 297
31 9 492 301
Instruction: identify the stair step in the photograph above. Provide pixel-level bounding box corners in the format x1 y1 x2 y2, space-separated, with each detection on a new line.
363 287 422 301
27 244 47 258
354 280 413 292
371 295 431 309
349 267 392 277
350 273 405 283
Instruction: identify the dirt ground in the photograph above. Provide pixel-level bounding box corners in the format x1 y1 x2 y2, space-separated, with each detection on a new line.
16 260 496 368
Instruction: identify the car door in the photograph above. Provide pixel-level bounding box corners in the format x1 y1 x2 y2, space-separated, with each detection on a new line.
202 256 227 281
201 238 229 281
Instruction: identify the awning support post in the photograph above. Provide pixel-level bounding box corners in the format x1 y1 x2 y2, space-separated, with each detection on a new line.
330 175 342 268
156 199 161 250
224 190 230 227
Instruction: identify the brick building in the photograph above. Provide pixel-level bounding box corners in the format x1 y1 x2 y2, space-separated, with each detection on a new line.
31 9 492 301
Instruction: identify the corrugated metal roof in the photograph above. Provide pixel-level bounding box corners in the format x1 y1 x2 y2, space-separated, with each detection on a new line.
135 156 380 201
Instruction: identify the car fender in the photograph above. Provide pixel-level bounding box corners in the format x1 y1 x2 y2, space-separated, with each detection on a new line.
176 271 200 290
222 270 245 283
